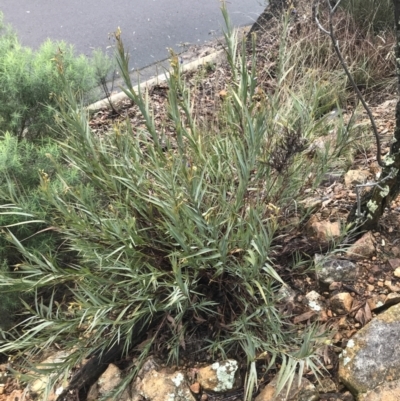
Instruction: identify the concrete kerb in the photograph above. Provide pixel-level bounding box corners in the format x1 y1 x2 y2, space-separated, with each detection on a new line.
87 49 225 113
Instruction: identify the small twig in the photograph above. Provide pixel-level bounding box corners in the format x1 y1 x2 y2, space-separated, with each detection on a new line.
99 72 120 116
313 0 385 167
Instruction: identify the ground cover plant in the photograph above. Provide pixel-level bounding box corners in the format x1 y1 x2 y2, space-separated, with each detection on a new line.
0 1 397 400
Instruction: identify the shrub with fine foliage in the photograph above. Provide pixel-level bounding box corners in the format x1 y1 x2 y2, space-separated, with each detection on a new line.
0 12 113 139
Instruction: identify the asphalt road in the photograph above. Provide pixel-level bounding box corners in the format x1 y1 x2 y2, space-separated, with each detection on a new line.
0 0 265 71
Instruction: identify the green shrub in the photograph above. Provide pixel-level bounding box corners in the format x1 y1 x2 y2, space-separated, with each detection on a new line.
0 132 84 264
0 260 22 331
0 132 87 330
0 7 357 400
0 12 113 140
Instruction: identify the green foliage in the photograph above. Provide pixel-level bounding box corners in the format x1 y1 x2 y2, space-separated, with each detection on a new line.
0 6 358 399
0 132 85 331
0 132 83 264
0 12 113 140
0 260 21 331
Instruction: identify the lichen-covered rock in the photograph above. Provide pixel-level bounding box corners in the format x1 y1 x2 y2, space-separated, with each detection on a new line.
140 369 195 401
319 392 354 401
316 376 337 393
305 291 324 313
197 360 239 392
255 374 318 401
358 378 400 401
315 255 358 285
339 303 400 396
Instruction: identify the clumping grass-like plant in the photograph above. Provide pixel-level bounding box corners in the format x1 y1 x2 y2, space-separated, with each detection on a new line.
0 5 358 400
339 0 394 33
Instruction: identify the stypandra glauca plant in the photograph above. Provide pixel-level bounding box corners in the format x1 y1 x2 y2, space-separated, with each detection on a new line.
0 5 355 400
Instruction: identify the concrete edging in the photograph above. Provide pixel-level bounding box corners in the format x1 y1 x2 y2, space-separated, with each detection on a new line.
87 49 225 113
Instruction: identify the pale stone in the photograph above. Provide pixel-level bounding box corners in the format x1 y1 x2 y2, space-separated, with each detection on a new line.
189 382 201 394
30 350 71 396
339 303 400 397
277 284 296 304
394 267 400 278
299 196 323 209
384 292 400 307
330 293 353 315
385 280 400 293
367 294 385 311
344 169 369 188
255 374 318 401
88 364 123 401
307 216 341 242
197 360 239 392
305 291 324 312
140 369 195 401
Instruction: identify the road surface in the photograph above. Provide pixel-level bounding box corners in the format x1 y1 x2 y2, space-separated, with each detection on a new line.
0 0 265 71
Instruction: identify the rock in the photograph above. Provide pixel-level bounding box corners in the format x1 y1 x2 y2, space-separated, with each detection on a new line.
339 303 400 397
320 173 342 186
6 390 24 401
30 350 71 397
197 360 239 392
190 382 201 394
140 369 195 401
315 255 358 285
255 374 318 401
384 292 400 307
370 264 383 276
345 232 375 260
394 267 400 278
388 259 400 270
316 376 337 393
277 284 297 304
319 392 354 401
137 356 159 378
329 282 342 291
299 196 324 209
367 294 385 311
385 280 400 292
305 291 324 312
307 216 341 242
330 293 353 315
87 364 122 401
344 169 369 188
391 247 400 257
358 377 400 400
